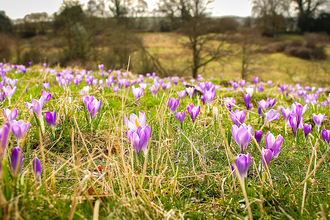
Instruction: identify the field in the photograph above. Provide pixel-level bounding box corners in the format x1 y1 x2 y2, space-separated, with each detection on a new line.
9 32 330 86
0 61 330 219
139 32 330 85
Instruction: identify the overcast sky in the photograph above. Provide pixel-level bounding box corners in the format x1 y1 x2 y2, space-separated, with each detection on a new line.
2 0 253 19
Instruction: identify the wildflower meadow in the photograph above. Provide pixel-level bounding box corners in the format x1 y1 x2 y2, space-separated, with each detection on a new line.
0 63 330 219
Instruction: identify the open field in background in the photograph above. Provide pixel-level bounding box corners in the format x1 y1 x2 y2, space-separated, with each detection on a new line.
139 32 330 85
3 32 330 86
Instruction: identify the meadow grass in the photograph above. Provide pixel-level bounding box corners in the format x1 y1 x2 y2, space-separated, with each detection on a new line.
0 64 330 219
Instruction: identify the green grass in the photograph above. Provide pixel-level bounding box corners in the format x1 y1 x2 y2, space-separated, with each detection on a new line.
0 64 330 219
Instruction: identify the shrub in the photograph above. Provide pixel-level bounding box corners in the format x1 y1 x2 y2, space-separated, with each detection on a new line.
21 48 43 65
0 33 12 62
284 46 311 59
284 45 327 60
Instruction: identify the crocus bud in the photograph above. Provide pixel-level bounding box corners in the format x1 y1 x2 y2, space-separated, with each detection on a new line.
0 122 10 157
168 98 180 113
175 111 186 123
321 129 330 144
255 130 262 144
11 147 23 175
235 153 251 179
261 148 273 168
303 124 312 137
45 111 56 128
32 157 42 182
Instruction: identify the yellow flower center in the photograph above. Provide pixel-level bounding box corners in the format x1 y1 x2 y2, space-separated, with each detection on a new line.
135 118 139 128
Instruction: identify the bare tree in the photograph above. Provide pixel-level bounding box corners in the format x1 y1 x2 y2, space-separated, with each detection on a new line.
251 0 287 37
86 0 106 17
158 0 227 78
109 0 134 26
291 0 329 32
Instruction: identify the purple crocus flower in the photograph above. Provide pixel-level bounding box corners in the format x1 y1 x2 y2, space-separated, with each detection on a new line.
280 107 291 125
265 109 280 124
279 85 287 93
231 124 253 153
235 153 251 179
232 82 239 90
0 122 10 157
3 85 16 102
41 90 52 102
258 85 264 92
12 120 30 141
32 157 42 181
230 110 246 127
201 95 205 105
223 97 236 111
255 130 262 144
291 102 308 124
99 80 104 87
177 90 186 100
132 125 151 156
258 107 264 120
321 129 330 144
3 108 18 123
204 89 216 105
162 82 171 90
253 77 259 85
204 82 214 91
175 111 186 123
149 85 158 96
9 79 18 87
124 111 146 132
112 86 119 93
87 98 102 119
261 148 273 168
303 124 312 137
186 87 195 98
244 94 252 110
45 111 56 128
106 76 113 87
187 104 200 123
289 114 300 138
320 100 328 108
42 82 50 90
82 95 93 108
312 113 325 128
267 98 276 108
0 91 5 102
265 131 283 157
239 80 246 88
257 100 269 111
31 97 45 118
267 80 272 86
11 147 23 175
98 64 104 71
131 86 144 103
168 98 180 113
